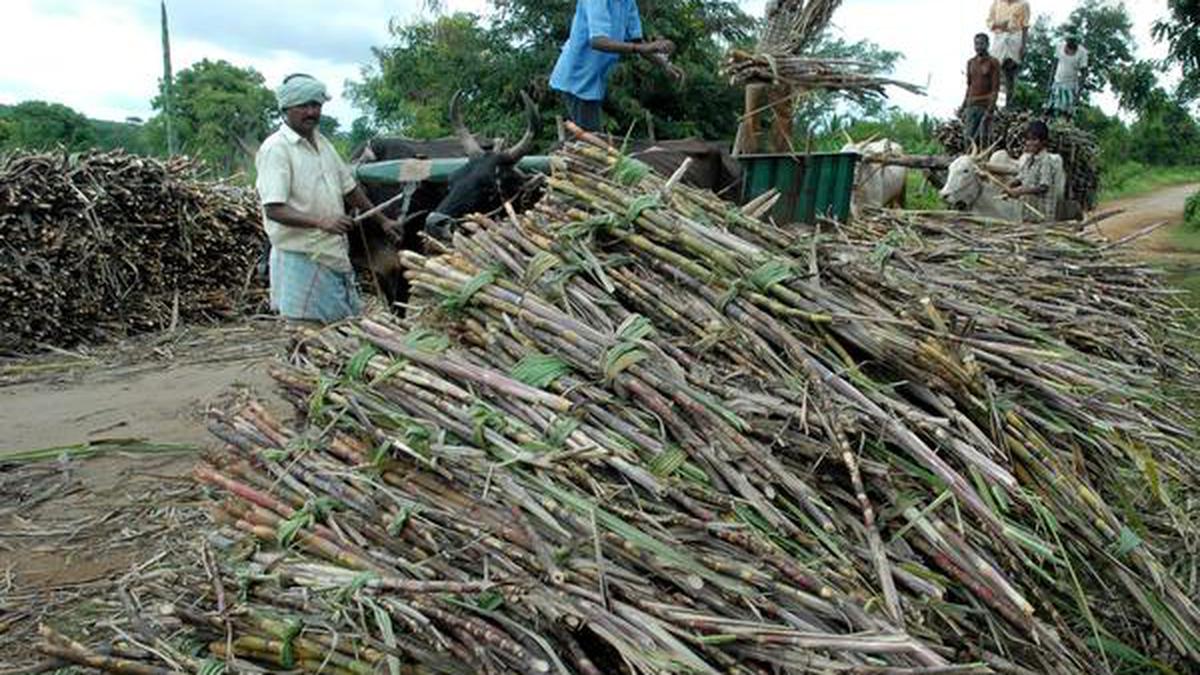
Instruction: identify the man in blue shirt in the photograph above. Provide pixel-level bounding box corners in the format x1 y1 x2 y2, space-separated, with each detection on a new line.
550 0 683 131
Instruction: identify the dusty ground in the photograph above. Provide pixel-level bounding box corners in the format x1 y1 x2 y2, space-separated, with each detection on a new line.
0 320 296 669
0 320 292 454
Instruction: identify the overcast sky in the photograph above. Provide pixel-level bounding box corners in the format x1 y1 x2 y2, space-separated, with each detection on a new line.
0 0 1172 127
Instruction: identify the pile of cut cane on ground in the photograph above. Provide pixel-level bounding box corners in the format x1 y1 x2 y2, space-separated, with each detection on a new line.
40 141 1200 674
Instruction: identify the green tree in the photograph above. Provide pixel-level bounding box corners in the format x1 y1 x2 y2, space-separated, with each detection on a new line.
91 118 153 155
148 59 277 173
0 101 96 151
1058 0 1136 99
351 0 758 143
319 115 341 138
0 107 12 148
1011 1 1142 112
792 36 901 134
1128 90 1200 166
348 116 379 150
1009 16 1056 109
1152 0 1200 99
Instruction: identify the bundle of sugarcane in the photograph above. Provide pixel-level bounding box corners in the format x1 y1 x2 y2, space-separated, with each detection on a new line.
935 112 1101 209
757 0 842 56
44 140 1200 674
722 50 925 100
0 149 266 353
722 0 919 99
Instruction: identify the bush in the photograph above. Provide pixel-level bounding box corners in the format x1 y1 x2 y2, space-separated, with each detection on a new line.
1186 190 1200 230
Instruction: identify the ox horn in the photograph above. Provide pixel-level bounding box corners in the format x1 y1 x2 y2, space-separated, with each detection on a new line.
500 90 540 164
449 90 485 159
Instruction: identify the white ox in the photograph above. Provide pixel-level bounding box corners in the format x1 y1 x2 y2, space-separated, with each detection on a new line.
938 151 1023 222
842 139 907 213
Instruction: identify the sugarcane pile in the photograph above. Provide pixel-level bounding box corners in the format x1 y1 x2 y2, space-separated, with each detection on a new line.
935 111 1101 209
722 0 922 99
42 140 1200 674
723 51 924 103
0 149 265 353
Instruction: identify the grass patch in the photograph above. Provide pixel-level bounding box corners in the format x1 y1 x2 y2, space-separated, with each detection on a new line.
904 170 943 210
1099 163 1200 202
1168 225 1200 254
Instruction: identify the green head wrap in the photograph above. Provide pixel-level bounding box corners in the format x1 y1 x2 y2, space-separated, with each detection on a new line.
276 74 331 111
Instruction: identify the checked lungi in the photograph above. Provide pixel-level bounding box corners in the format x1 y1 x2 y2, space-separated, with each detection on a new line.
269 247 363 323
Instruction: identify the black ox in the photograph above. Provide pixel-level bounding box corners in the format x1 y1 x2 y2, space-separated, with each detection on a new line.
349 95 743 312
348 91 539 310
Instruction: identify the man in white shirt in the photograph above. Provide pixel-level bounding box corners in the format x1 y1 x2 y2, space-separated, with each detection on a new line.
1047 37 1088 119
255 74 399 323
987 0 1031 106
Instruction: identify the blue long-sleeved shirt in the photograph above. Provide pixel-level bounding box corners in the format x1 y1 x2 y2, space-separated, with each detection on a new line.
549 0 644 102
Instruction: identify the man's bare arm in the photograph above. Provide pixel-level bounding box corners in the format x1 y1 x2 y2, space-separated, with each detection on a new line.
265 204 352 234
589 36 674 55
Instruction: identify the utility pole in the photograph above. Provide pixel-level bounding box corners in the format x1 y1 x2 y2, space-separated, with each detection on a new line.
161 0 178 156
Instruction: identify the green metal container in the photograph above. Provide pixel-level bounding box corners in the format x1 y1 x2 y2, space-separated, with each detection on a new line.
737 152 860 224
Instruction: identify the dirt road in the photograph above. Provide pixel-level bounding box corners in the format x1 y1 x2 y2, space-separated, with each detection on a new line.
1091 182 1199 255
0 320 292 456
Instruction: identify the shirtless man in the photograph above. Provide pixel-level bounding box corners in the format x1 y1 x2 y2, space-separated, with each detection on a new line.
960 33 1001 148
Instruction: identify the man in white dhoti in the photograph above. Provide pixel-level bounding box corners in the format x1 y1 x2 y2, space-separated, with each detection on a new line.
987 0 1030 106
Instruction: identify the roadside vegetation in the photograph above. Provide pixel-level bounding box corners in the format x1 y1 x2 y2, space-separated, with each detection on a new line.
1099 164 1200 202
1186 189 1200 229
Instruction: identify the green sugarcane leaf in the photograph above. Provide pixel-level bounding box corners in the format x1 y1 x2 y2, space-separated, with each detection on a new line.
616 313 656 342
717 279 747 311
560 214 615 242
577 243 616 293
198 660 225 675
649 447 687 477
388 505 419 536
1113 526 1144 557
346 345 378 381
676 461 711 485
276 498 340 548
371 440 391 467
511 352 572 389
470 402 508 446
277 509 314 548
545 415 580 448
748 258 796 292
404 328 450 353
603 342 648 381
524 250 562 286
689 388 749 433
613 155 652 186
311 496 342 519
441 268 497 313
366 599 402 675
308 375 335 420
476 590 505 611
625 194 662 225
276 618 303 669
1084 636 1162 671
335 571 378 603
404 422 433 455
